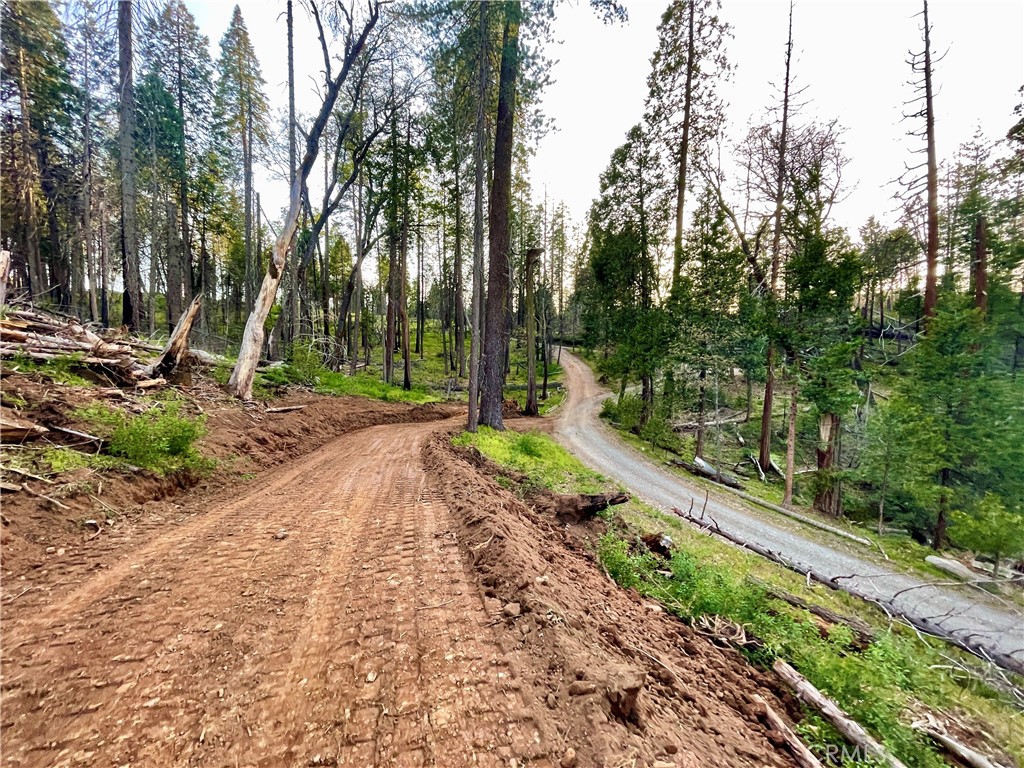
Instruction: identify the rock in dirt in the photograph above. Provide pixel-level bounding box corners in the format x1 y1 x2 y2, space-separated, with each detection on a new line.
273 529 289 541
546 693 557 709
605 669 645 722
502 602 522 618
567 681 597 696
560 747 577 767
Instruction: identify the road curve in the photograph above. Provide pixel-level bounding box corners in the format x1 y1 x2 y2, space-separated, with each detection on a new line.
554 349 1024 662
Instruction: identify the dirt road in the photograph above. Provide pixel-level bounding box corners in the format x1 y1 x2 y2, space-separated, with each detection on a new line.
555 350 1024 663
1 419 541 767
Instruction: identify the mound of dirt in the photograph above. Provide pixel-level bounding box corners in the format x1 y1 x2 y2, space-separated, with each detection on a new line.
424 433 803 768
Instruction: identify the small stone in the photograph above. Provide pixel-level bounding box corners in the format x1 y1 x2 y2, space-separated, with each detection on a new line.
567 681 597 696
535 575 549 586
546 693 557 709
56 548 65 556
83 519 100 531
273 529 288 540
365 670 377 683
502 602 521 618
46 547 56 555
665 743 678 754
560 747 577 768
653 762 676 768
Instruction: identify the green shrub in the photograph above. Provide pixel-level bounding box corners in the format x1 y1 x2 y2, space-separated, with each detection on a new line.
75 402 211 474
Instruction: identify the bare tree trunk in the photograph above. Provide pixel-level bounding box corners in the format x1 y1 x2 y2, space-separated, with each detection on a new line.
524 247 540 416
670 0 696 298
167 200 182 331
479 6 519 430
813 412 842 516
17 47 44 299
972 214 987 313
467 0 489 431
759 2 794 473
783 391 797 507
454 159 466 377
922 0 939 323
228 2 381 399
118 0 143 329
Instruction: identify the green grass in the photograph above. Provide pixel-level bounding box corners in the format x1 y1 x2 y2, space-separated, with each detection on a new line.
72 401 213 475
453 427 605 494
460 424 1024 768
4 352 95 386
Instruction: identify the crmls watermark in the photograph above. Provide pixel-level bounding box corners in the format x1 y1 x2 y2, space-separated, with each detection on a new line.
820 744 871 764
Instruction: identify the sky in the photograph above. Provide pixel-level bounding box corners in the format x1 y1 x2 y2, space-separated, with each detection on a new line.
189 0 1024 239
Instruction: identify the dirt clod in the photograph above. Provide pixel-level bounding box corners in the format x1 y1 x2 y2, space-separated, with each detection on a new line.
605 668 645 722
503 601 522 618
560 747 578 767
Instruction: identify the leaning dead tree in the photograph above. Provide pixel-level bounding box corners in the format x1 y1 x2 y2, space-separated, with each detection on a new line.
228 0 383 399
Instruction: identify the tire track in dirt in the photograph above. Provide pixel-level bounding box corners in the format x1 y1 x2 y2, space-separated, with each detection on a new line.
1 420 542 767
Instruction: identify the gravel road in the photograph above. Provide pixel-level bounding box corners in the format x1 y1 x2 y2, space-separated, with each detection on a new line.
555 349 1024 663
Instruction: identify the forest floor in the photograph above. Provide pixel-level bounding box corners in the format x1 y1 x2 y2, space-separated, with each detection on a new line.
1 372 807 767
554 350 1024 664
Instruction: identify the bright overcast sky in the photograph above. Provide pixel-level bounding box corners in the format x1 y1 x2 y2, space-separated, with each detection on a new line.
189 0 1024 239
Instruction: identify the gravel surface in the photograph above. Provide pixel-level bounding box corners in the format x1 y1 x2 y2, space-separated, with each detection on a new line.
555 350 1024 662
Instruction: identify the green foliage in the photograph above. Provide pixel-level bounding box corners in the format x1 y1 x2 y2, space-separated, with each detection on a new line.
453 427 605 494
74 402 211 475
951 494 1024 577
41 448 121 473
8 353 93 386
600 394 643 432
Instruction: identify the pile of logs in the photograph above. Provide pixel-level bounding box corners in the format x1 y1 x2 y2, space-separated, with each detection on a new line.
0 296 202 388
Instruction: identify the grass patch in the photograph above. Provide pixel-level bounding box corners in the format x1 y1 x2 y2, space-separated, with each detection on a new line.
73 401 213 475
460 424 1023 768
6 352 95 387
453 427 605 494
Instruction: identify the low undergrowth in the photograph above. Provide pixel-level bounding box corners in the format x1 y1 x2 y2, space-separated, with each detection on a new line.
463 424 1023 768
254 358 437 404
72 401 213 475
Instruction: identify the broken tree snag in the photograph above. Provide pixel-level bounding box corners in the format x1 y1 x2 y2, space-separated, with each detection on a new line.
548 492 629 524
753 694 824 768
144 294 201 383
773 659 910 768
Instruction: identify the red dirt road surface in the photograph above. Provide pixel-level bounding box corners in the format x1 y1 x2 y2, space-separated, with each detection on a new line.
1 406 802 767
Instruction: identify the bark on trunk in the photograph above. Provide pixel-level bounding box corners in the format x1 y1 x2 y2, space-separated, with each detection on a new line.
669 0 696 298
479 7 519 430
922 0 939 324
783 392 797 507
524 247 540 415
467 1 488 431
813 412 842 517
118 0 143 330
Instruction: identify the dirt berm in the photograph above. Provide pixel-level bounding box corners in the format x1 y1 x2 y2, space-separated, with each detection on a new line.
425 432 804 767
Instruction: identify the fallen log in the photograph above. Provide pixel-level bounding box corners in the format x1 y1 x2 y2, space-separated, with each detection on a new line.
667 457 743 489
266 405 307 414
672 506 1024 680
755 580 875 649
773 659 910 768
911 720 1010 768
753 694 824 768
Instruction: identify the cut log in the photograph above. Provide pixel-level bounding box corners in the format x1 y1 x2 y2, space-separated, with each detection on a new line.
143 294 201 381
753 694 824 768
773 659 910 768
546 492 629 524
